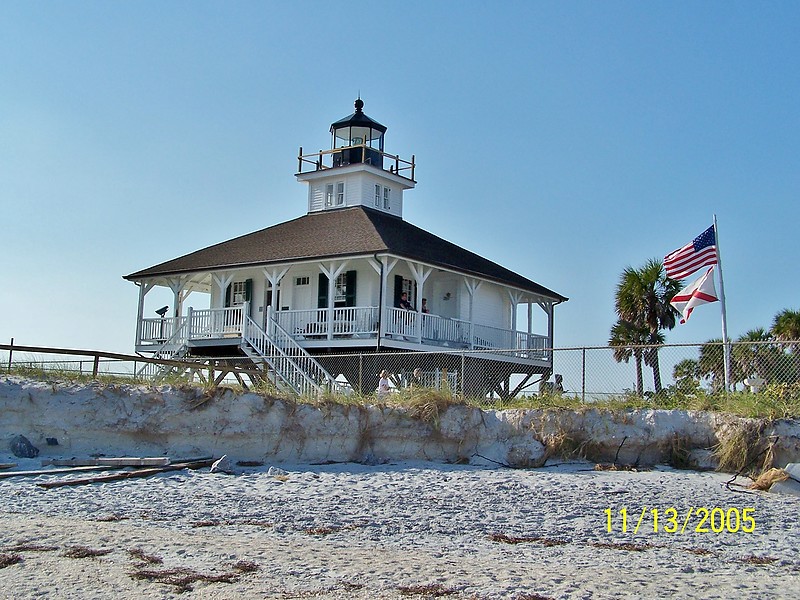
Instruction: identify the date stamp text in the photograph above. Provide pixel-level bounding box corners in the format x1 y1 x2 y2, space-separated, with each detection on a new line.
604 507 756 534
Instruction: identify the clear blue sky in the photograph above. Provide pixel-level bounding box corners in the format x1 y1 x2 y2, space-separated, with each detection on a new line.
2 1 798 354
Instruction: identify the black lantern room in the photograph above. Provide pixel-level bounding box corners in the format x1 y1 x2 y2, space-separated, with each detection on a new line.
330 98 386 168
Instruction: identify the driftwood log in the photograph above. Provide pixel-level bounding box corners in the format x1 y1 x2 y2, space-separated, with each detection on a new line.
37 459 215 489
0 465 117 479
42 457 171 467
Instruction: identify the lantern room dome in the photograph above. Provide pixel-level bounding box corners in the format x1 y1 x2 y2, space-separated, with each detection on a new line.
330 98 386 152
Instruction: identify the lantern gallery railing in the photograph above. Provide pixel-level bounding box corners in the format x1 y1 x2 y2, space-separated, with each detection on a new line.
297 144 415 182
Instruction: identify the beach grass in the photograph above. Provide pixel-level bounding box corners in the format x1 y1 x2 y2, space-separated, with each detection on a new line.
5 366 800 419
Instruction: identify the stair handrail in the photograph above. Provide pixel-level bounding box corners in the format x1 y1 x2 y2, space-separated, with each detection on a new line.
241 315 332 396
267 311 336 388
136 317 189 378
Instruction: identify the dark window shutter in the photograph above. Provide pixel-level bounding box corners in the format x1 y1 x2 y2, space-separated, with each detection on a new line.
317 273 329 308
393 275 403 308
345 270 357 307
245 279 253 302
224 284 232 308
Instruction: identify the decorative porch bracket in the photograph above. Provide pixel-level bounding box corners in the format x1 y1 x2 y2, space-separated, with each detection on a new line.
165 276 189 319
537 300 555 358
507 289 525 335
135 281 155 346
463 278 483 349
319 260 348 340
369 256 398 339
407 261 432 343
263 266 290 312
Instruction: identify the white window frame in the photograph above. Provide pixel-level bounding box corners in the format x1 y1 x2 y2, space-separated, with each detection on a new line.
375 184 381 208
334 272 348 304
231 281 248 306
325 184 334 207
295 276 310 286
336 182 345 206
383 186 391 210
401 277 415 307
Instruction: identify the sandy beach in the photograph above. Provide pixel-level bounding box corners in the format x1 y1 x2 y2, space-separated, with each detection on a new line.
1 457 798 599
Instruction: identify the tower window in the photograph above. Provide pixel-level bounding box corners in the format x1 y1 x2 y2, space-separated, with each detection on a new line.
383 186 391 210
325 184 334 207
375 184 381 207
336 182 345 205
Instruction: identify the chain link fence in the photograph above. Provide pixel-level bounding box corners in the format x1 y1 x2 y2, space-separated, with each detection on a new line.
312 341 800 404
3 341 799 406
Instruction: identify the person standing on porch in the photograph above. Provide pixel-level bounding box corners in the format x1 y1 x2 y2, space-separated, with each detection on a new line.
421 298 429 314
398 292 412 310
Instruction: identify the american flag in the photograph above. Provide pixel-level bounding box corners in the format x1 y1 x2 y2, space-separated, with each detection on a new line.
664 226 717 280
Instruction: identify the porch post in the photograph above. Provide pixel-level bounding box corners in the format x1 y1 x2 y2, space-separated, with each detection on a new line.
135 282 153 347
166 276 186 319
527 302 533 334
507 290 525 347
463 278 482 349
186 306 194 340
408 262 432 344
212 273 234 336
319 261 347 341
527 302 533 349
263 267 290 313
370 257 397 339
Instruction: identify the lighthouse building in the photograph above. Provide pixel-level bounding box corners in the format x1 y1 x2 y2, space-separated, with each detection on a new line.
124 100 567 398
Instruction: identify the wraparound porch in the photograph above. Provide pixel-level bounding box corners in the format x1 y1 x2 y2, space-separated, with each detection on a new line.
136 304 551 364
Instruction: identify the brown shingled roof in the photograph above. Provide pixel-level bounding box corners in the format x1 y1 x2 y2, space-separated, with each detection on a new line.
124 206 567 301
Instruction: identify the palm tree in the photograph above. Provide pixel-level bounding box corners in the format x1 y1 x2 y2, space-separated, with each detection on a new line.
613 259 683 394
733 328 773 385
771 308 800 352
698 338 726 392
673 358 700 393
609 319 649 396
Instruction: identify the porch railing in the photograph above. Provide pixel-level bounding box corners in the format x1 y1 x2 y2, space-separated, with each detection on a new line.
139 307 244 345
242 314 329 396
139 316 184 344
186 307 244 340
277 306 379 340
385 308 548 354
264 310 337 390
138 305 548 357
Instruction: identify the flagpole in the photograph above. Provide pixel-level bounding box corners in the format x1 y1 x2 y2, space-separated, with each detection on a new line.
713 214 731 390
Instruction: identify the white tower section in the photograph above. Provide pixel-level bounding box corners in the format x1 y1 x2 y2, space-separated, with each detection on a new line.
296 99 416 218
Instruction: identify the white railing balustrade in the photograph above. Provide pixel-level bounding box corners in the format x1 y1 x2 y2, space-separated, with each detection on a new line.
276 308 325 338
186 306 244 339
278 306 379 340
385 307 420 339
140 317 183 343
243 315 333 396
472 323 515 350
137 305 549 362
266 315 336 388
423 314 471 348
517 332 550 360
